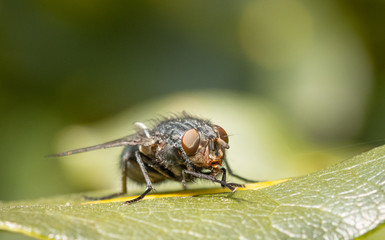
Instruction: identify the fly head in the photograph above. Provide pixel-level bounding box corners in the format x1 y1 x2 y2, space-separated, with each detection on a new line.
180 124 230 172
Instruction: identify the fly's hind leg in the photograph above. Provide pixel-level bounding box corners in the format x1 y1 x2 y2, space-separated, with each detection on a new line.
84 147 131 201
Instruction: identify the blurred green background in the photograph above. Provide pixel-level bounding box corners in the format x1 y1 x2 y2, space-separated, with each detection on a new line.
1 0 385 239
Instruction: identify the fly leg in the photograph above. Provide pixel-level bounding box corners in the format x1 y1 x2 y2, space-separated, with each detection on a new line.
223 158 260 183
182 169 240 192
181 171 189 190
220 167 245 189
124 151 153 204
84 150 130 201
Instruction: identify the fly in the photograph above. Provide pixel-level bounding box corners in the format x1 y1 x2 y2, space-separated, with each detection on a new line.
49 113 256 204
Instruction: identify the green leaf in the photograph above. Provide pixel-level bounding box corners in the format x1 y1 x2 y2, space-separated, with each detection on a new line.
1 145 385 240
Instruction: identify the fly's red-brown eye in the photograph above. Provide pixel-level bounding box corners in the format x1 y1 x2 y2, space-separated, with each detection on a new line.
181 128 200 155
214 125 229 143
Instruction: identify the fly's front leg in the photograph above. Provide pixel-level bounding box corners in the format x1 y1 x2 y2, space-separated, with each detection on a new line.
220 167 245 189
181 171 188 190
182 170 238 192
84 150 130 201
220 167 227 188
124 151 154 204
223 158 259 183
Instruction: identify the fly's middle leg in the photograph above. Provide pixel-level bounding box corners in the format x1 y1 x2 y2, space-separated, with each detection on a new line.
124 151 154 204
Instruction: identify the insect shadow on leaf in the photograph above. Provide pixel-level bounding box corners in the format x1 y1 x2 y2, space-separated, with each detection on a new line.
48 113 258 204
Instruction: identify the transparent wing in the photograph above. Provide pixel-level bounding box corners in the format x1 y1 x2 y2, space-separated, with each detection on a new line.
47 134 153 157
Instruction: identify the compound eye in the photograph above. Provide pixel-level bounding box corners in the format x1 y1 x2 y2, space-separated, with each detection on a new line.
214 125 229 143
181 128 200 155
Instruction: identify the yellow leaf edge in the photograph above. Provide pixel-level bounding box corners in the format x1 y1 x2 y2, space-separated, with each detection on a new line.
0 179 290 239
84 178 291 205
0 223 51 240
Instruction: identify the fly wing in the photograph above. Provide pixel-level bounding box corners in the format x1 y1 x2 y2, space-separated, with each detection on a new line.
47 134 153 157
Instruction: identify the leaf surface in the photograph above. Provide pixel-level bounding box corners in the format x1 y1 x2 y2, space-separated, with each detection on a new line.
1 145 385 239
